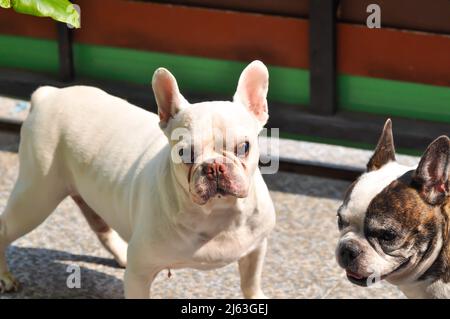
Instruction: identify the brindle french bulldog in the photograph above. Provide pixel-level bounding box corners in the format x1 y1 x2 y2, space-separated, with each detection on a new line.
336 119 450 298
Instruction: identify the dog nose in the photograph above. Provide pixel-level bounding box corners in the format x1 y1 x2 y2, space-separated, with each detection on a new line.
338 242 361 268
202 161 227 180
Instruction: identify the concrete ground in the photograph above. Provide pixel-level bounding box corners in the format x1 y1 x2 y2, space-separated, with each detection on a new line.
0 96 417 299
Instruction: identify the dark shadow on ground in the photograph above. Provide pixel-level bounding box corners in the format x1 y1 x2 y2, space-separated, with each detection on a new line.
0 133 19 152
1 246 124 299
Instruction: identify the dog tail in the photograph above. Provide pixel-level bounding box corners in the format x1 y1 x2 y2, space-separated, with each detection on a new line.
30 86 58 112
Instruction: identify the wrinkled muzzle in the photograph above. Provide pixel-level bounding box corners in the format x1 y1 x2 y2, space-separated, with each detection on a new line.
336 235 412 287
189 157 248 205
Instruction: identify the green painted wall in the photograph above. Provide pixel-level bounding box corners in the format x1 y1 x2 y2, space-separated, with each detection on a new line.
0 34 449 125
0 36 59 73
338 75 450 124
0 35 309 105
73 43 310 106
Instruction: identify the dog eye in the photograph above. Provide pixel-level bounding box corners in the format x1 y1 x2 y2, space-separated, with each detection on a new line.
379 230 397 242
337 212 348 230
236 141 250 157
337 215 342 229
337 206 348 230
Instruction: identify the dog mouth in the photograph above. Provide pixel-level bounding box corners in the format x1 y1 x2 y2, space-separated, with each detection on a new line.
345 270 369 286
345 257 411 287
210 186 232 199
193 184 245 205
216 187 230 197
203 186 241 201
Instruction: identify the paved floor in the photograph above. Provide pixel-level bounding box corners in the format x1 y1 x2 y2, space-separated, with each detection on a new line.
0 137 414 299
0 96 416 299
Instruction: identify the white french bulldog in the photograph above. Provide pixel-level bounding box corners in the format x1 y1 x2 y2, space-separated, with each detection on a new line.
336 119 450 298
0 61 276 298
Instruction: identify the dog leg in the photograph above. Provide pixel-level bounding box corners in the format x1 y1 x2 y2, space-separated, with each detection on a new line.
238 238 268 299
0 218 19 293
0 180 66 293
72 196 127 268
123 240 162 299
124 266 160 299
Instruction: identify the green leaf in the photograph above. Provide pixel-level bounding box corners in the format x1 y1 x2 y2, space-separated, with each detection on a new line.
0 0 11 9
10 0 80 28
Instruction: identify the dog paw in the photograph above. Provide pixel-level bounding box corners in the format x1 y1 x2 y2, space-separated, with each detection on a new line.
250 292 268 299
243 290 268 299
0 271 20 293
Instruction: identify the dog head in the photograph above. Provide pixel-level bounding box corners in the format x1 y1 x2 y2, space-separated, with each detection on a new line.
336 119 450 287
151 61 269 205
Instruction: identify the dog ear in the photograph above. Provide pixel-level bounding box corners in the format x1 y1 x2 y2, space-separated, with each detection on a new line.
152 68 188 128
233 60 269 126
413 136 450 205
367 119 396 171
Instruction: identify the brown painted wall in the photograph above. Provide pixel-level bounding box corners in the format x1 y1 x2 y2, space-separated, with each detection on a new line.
0 7 55 39
0 0 449 86
146 0 450 34
147 0 309 18
73 0 309 69
339 0 450 35
338 24 450 87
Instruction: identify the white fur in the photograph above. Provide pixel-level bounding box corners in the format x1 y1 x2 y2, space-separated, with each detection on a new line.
343 161 414 234
0 79 275 298
400 278 450 299
339 160 449 298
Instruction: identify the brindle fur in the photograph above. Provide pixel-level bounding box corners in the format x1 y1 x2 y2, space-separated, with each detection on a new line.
337 120 450 297
364 137 450 286
420 197 450 283
365 171 444 277
367 119 396 172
